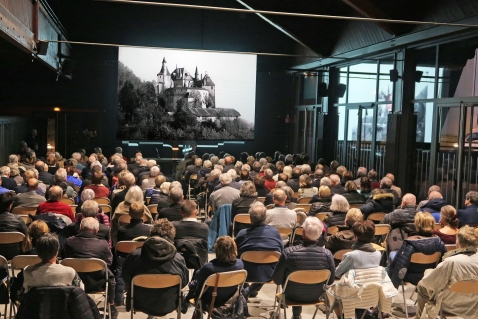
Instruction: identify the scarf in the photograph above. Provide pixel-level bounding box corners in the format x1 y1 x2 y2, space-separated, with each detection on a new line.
351 241 376 252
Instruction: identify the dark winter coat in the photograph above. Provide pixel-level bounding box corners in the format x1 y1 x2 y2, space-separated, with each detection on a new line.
16 286 101 319
388 236 446 288
272 241 335 303
342 191 366 205
324 211 347 227
382 205 418 253
308 199 332 216
359 193 395 218
324 227 355 253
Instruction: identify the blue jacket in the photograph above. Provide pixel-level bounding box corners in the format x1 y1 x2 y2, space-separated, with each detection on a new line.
388 236 446 288
235 224 284 283
208 204 232 251
457 205 478 227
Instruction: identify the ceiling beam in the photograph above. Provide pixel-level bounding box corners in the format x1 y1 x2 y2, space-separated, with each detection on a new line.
341 0 396 34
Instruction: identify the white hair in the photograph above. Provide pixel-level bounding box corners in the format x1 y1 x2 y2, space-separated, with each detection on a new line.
227 169 237 180
55 168 67 182
125 186 144 204
210 169 221 178
150 166 160 177
72 152 81 161
90 161 102 170
302 217 323 241
81 217 99 231
203 160 212 169
160 182 171 194
320 177 332 187
81 189 95 202
283 166 292 179
219 173 232 185
241 164 251 172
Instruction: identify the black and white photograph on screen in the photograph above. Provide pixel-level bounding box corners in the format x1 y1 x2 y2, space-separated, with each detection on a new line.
116 47 256 140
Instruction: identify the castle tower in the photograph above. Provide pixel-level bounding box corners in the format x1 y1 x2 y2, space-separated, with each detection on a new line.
156 57 171 94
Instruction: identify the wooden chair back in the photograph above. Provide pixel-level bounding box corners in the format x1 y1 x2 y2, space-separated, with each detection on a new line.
333 249 352 261
257 197 265 203
99 204 112 215
12 206 37 216
0 232 25 245
116 241 144 254
449 280 478 294
145 197 151 205
240 251 281 264
296 204 311 213
445 244 456 251
298 197 312 204
60 197 75 205
315 213 328 221
374 224 391 236
277 227 293 237
327 226 339 235
367 212 386 222
11 255 42 277
296 211 307 225
410 252 441 264
147 204 158 214
203 270 247 288
132 273 181 289
93 197 110 205
18 215 32 225
434 223 442 230
287 269 330 285
61 258 107 273
118 214 149 226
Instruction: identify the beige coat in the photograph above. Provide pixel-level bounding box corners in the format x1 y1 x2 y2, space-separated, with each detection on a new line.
327 266 398 319
417 248 478 319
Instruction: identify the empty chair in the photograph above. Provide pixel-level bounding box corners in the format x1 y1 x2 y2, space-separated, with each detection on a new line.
298 197 312 204
0 232 25 261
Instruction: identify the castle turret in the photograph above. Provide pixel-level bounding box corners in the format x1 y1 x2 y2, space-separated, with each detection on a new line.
157 57 171 94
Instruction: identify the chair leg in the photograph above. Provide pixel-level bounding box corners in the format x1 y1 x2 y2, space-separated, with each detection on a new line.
273 285 280 309
312 306 319 319
282 299 287 319
401 282 409 319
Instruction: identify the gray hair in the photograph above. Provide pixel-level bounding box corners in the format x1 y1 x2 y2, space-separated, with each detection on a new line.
0 166 9 176
169 187 183 203
283 166 292 179
259 158 267 166
234 161 243 170
264 169 273 179
81 189 95 202
125 186 144 204
210 169 221 178
239 181 257 197
249 201 267 226
210 156 219 165
203 160 212 169
8 154 18 164
81 217 99 231
301 164 311 175
241 164 251 172
214 164 224 172
219 173 232 185
81 200 99 218
147 160 157 167
330 194 350 213
90 161 102 170
281 186 294 202
160 182 171 194
55 168 67 183
320 177 332 187
72 152 81 161
150 166 160 177
227 169 237 180
170 181 182 190
303 217 323 241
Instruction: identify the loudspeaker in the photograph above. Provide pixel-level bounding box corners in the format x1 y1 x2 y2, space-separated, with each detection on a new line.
337 83 347 98
61 60 75 77
389 69 399 82
36 41 49 55
318 82 328 97
414 70 423 83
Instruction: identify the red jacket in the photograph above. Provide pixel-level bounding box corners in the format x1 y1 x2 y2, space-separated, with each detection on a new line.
37 200 75 221
264 178 276 192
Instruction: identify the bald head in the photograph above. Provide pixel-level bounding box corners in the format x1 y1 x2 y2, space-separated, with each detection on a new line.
49 186 63 201
273 189 287 205
380 177 392 189
428 191 443 200
428 185 441 194
401 193 416 206
27 178 39 191
385 173 395 183
35 161 45 172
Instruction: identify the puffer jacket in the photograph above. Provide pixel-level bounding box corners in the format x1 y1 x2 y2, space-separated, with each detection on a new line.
419 198 447 214
324 211 347 227
342 191 366 205
16 286 101 319
325 228 354 253
309 200 332 216
360 193 395 218
383 205 418 253
388 236 446 288
272 241 335 302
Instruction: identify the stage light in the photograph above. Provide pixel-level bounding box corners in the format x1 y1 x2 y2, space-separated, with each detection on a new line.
53 107 60 112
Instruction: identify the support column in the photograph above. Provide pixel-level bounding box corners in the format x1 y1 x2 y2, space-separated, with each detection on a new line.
384 49 417 193
322 68 340 162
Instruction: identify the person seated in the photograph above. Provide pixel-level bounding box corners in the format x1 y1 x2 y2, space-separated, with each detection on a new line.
149 181 171 208
418 191 446 222
265 189 296 230
359 188 394 219
324 194 350 228
21 220 49 255
12 178 46 209
35 160 54 185
281 186 298 211
415 226 478 319
379 177 400 207
286 167 301 192
157 187 183 222
210 173 240 213
263 169 276 192
325 208 363 254
183 236 244 314
329 174 346 195
67 200 110 241
235 201 283 298
206 169 221 195
340 170 354 186
231 181 258 235
253 175 268 197
368 169 380 190
63 217 118 318
388 212 446 288
342 181 366 205
111 186 153 245
83 170 110 198
434 205 458 245
416 185 441 211
272 217 335 319
118 202 151 242
264 177 288 206
297 174 318 198
46 169 75 199
144 175 167 198
358 176 372 199
36 186 75 222
122 219 189 318
382 193 418 256
111 172 135 212
0 192 28 260
46 153 60 176
457 191 478 227
140 165 161 191
22 233 81 294
309 185 332 211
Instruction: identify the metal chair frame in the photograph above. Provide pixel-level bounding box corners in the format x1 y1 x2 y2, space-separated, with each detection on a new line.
187 174 198 200
231 214 251 239
0 255 9 319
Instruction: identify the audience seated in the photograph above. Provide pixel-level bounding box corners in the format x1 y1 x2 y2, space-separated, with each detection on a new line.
325 208 363 253
324 194 350 227
12 178 46 208
35 161 53 185
386 173 402 199
46 168 75 199
419 190 446 222
36 186 75 222
17 170 45 196
67 200 110 241
342 181 366 205
122 219 189 317
157 187 183 222
359 188 394 219
329 174 346 195
23 233 81 293
388 212 446 288
210 173 240 212
144 175 166 198
353 167 367 187
183 236 244 314
272 217 335 319
253 175 268 197
83 170 110 198
358 176 372 199
235 201 283 298
21 220 49 255
117 202 151 241
0 166 18 192
111 172 135 212
63 217 118 318
149 181 171 208
0 192 28 260
297 174 318 198
415 226 478 319
231 181 258 234
139 163 161 189
434 205 458 244
286 167 301 192
416 185 441 211
265 189 296 229
379 177 400 207
457 191 478 227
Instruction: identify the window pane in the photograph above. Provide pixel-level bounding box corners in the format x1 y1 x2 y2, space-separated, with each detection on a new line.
338 106 345 140
415 66 436 99
415 102 434 143
339 68 347 104
348 75 377 103
348 109 359 141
